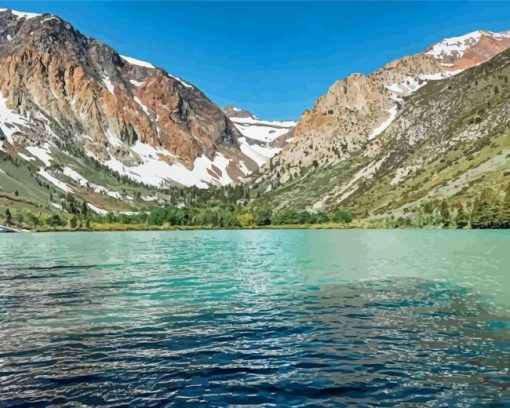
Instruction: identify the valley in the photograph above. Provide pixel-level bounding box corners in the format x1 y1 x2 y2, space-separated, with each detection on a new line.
0 7 509 230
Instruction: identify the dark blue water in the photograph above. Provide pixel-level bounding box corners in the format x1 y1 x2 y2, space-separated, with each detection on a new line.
0 230 509 407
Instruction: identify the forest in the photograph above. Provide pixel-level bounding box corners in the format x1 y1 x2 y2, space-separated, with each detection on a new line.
1 182 509 231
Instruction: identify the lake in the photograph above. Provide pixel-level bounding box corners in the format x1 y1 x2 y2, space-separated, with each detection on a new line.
0 230 509 406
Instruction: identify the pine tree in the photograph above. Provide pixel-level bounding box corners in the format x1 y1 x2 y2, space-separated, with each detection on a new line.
439 200 451 227
501 182 510 226
81 201 88 216
454 203 468 229
471 187 501 228
5 208 12 225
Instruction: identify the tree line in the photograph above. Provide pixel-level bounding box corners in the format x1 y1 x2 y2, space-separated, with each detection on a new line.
387 185 510 229
2 183 508 231
1 200 353 230
93 206 354 228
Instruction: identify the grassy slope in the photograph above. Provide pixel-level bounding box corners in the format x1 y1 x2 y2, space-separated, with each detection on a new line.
346 53 510 217
250 48 510 217
0 147 170 216
0 154 54 214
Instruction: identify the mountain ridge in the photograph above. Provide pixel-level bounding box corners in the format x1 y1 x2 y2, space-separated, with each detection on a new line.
0 7 508 226
0 7 294 215
251 29 510 185
0 8 292 192
249 40 510 226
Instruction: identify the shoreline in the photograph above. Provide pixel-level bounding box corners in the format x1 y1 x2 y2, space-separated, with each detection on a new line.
6 221 383 233
32 222 373 233
5 222 508 233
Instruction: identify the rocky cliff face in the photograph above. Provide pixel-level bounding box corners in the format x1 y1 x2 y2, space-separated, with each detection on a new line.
0 8 256 190
254 30 510 184
251 44 510 218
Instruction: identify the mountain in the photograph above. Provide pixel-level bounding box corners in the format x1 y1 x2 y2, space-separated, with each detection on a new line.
223 105 295 169
0 8 290 214
252 30 510 185
251 35 510 224
1 10 508 226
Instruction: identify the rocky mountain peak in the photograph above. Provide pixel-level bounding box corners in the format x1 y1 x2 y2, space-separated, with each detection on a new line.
425 30 510 68
254 27 510 185
223 105 257 120
0 7 271 193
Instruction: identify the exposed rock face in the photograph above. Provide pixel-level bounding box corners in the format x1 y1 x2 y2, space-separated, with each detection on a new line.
256 30 510 184
0 8 251 188
223 105 256 119
425 30 510 69
251 41 510 218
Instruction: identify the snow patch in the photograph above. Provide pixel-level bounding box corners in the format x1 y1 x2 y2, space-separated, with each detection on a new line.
238 137 281 167
232 116 295 127
130 79 144 87
105 145 235 188
386 70 463 103
87 203 109 215
386 83 403 94
230 115 295 169
105 129 123 148
231 116 295 147
0 96 28 143
131 141 176 161
18 152 35 162
493 31 510 39
425 30 509 61
169 74 193 89
102 75 115 94
62 167 122 199
142 195 158 202
26 145 53 166
120 55 155 69
356 156 389 180
38 168 72 193
314 154 390 209
40 16 57 24
368 106 398 140
131 141 159 159
134 97 150 116
62 167 88 186
0 8 40 19
232 120 294 144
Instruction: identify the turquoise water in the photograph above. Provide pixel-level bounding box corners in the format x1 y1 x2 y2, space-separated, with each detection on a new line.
0 230 509 406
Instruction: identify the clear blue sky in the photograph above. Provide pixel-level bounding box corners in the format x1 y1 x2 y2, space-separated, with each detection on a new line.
2 1 510 120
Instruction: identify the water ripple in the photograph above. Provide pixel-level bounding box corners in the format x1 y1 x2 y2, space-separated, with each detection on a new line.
0 230 509 407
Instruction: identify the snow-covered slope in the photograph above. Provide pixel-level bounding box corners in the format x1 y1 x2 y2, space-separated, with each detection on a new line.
104 142 237 188
230 116 296 143
0 8 39 19
426 30 510 63
223 106 296 167
0 7 258 196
